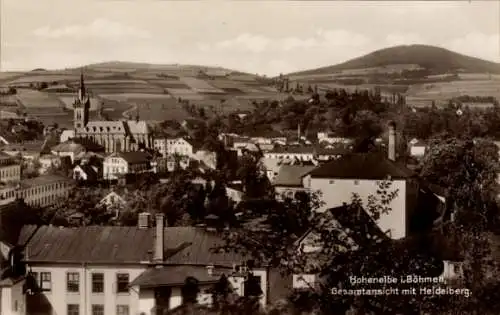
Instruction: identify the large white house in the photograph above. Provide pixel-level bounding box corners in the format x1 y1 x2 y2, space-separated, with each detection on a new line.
5 214 270 315
103 151 152 180
301 123 445 239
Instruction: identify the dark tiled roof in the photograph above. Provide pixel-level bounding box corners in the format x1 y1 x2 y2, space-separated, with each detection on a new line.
75 164 98 181
113 151 151 164
19 225 245 266
273 165 315 187
130 266 222 287
327 204 389 244
0 141 44 154
20 225 154 264
268 145 349 155
245 130 284 139
305 153 416 179
19 174 73 189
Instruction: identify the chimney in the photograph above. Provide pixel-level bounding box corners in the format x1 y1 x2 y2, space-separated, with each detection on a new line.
388 121 396 161
154 213 165 263
138 212 151 229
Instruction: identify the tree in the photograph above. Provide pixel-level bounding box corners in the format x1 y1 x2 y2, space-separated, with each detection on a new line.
419 136 500 314
218 179 486 314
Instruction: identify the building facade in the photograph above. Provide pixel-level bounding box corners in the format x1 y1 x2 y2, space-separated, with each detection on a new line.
103 152 151 180
15 215 269 315
0 152 21 183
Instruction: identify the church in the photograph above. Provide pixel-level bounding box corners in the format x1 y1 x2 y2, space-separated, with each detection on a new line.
72 72 153 153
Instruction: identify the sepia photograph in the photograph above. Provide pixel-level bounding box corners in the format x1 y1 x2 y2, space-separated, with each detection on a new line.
0 0 500 314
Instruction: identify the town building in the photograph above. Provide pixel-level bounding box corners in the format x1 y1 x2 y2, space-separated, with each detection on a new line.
73 164 99 183
103 151 152 180
273 165 315 198
71 73 153 153
264 146 348 162
164 137 197 157
37 154 62 175
0 141 45 160
50 141 87 164
0 152 21 183
301 123 445 240
14 214 269 314
409 139 427 158
153 138 168 157
15 175 73 208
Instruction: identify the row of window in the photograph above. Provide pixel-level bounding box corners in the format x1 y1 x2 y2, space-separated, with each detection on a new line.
22 181 69 197
31 272 130 294
69 303 129 315
0 165 20 178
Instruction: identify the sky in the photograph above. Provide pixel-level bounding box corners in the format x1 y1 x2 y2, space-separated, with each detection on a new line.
1 0 499 76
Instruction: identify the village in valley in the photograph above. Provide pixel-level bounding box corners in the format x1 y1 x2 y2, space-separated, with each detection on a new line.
1 1 500 315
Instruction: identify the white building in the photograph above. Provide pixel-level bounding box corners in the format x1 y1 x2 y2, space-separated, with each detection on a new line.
51 141 86 164
409 139 427 158
165 138 196 157
10 214 270 315
301 124 445 239
103 151 151 180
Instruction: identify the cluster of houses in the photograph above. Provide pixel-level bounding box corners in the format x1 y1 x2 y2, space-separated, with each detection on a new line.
0 119 472 315
0 75 477 315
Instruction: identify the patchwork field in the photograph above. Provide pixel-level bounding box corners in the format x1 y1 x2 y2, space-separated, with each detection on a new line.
406 80 500 101
0 63 281 125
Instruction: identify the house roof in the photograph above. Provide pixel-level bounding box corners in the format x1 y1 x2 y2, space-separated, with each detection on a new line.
267 145 349 156
0 141 44 154
245 130 284 139
296 204 389 252
75 164 98 181
18 225 245 266
19 174 73 189
51 141 86 155
130 265 221 287
110 151 151 164
273 165 315 187
305 153 416 180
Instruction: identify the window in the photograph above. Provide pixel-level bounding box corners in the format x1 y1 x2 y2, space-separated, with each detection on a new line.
329 180 335 184
67 304 79 315
453 264 461 274
116 305 130 315
67 272 79 292
40 272 51 291
92 273 104 293
353 180 360 185
116 273 129 293
91 304 104 315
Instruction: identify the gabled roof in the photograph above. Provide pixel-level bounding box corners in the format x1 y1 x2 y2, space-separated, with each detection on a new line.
273 165 315 187
74 164 98 181
296 204 389 251
51 141 86 154
245 129 284 139
19 225 245 266
304 153 416 180
130 266 221 287
109 151 151 164
19 174 72 189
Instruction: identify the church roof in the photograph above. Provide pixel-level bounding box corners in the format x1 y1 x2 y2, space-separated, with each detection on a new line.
78 120 149 136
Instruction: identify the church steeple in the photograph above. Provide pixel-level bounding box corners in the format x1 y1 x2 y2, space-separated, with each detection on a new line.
78 70 86 101
73 69 90 129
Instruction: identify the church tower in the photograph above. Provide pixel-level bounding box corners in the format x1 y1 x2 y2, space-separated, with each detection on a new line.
73 71 90 130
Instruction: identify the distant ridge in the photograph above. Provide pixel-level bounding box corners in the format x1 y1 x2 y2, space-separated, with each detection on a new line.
288 44 500 76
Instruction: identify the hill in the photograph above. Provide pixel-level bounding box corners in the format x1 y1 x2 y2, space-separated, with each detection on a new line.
289 45 500 77
0 62 279 127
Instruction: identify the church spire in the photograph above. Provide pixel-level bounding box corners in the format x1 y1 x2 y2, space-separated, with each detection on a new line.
78 69 86 100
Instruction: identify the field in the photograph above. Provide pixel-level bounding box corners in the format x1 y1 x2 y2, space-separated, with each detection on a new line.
406 80 500 101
